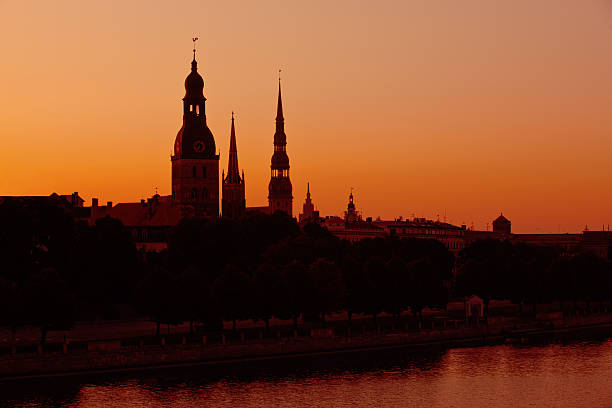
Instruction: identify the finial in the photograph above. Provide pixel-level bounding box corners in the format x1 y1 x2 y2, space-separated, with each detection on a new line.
154 186 158 196
279 68 282 83
192 37 199 61
232 110 234 120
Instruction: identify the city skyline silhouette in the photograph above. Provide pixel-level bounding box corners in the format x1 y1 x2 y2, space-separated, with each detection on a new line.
1 1 612 233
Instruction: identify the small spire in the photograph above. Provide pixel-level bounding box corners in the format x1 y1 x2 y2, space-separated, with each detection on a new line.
191 37 199 70
306 182 310 199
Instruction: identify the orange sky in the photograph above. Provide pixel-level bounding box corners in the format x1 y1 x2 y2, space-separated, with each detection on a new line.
1 0 611 233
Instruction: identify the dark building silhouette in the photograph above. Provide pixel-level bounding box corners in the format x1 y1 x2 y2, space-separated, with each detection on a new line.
492 213 511 234
171 52 219 217
345 190 359 223
222 113 246 218
268 81 293 216
298 182 316 223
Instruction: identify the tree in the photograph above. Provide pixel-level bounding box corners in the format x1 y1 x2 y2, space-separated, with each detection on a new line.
176 266 212 333
340 254 369 325
362 256 386 325
282 260 312 329
383 256 410 320
211 264 252 332
73 216 138 318
456 239 514 317
252 263 287 330
0 277 22 352
22 268 75 348
134 264 181 337
307 258 346 326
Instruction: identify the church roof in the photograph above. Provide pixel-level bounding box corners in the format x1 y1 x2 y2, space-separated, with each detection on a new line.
493 213 511 224
105 196 182 227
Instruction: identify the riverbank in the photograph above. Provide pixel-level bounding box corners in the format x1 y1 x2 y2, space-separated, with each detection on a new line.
1 313 611 381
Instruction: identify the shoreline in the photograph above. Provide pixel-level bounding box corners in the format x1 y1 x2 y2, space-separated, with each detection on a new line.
1 315 611 382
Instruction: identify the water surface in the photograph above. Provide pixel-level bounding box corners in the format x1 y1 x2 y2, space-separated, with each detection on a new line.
2 339 612 408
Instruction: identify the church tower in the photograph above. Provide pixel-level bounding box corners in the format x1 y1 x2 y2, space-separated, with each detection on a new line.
268 80 293 216
171 44 220 217
222 112 246 218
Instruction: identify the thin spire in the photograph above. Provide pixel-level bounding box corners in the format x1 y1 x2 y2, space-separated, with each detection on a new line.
226 112 240 183
276 70 284 121
306 182 310 199
229 111 237 153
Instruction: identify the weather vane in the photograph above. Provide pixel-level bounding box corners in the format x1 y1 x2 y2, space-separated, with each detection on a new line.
192 37 199 59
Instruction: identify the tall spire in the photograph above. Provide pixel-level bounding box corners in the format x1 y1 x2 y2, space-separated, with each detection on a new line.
226 111 240 183
276 73 284 122
307 182 310 199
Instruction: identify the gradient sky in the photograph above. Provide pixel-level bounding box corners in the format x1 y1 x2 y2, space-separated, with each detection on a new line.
1 0 611 233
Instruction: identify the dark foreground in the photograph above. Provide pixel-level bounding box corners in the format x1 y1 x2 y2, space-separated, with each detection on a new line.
1 336 611 408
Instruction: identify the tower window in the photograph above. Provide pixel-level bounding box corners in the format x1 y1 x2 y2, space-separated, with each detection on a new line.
202 188 208 199
192 166 197 177
191 188 198 200
196 105 199 115
202 166 207 178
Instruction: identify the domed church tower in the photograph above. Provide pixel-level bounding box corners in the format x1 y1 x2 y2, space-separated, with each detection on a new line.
268 80 293 216
171 45 220 217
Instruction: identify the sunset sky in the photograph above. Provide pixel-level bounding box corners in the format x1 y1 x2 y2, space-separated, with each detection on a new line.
1 0 611 233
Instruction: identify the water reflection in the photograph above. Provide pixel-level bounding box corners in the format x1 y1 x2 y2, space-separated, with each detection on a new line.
2 340 611 408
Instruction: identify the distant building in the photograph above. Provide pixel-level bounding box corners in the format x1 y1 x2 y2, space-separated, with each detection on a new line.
466 213 612 259
268 81 293 217
222 113 246 218
86 194 180 252
298 183 316 223
492 213 511 235
318 191 466 251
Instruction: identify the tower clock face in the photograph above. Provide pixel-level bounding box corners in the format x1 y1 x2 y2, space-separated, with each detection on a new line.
193 140 205 153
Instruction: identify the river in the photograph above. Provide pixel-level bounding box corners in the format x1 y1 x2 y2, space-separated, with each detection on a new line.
2 339 611 408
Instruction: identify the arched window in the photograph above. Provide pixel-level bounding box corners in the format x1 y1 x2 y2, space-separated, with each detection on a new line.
192 166 197 177
202 188 208 200
191 188 198 200
202 166 207 178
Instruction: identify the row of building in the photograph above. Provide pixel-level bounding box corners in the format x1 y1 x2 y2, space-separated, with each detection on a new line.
3 50 611 258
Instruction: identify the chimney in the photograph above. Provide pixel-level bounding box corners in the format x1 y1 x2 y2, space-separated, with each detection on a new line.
92 198 98 207
107 201 112 208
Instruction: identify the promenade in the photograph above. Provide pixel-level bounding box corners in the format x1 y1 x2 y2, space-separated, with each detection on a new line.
1 308 611 381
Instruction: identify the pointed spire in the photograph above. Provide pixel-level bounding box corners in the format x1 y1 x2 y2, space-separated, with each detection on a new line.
229 111 237 153
306 182 310 199
226 111 240 183
276 73 284 122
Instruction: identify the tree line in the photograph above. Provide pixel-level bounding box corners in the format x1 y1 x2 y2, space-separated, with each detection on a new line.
0 197 611 347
